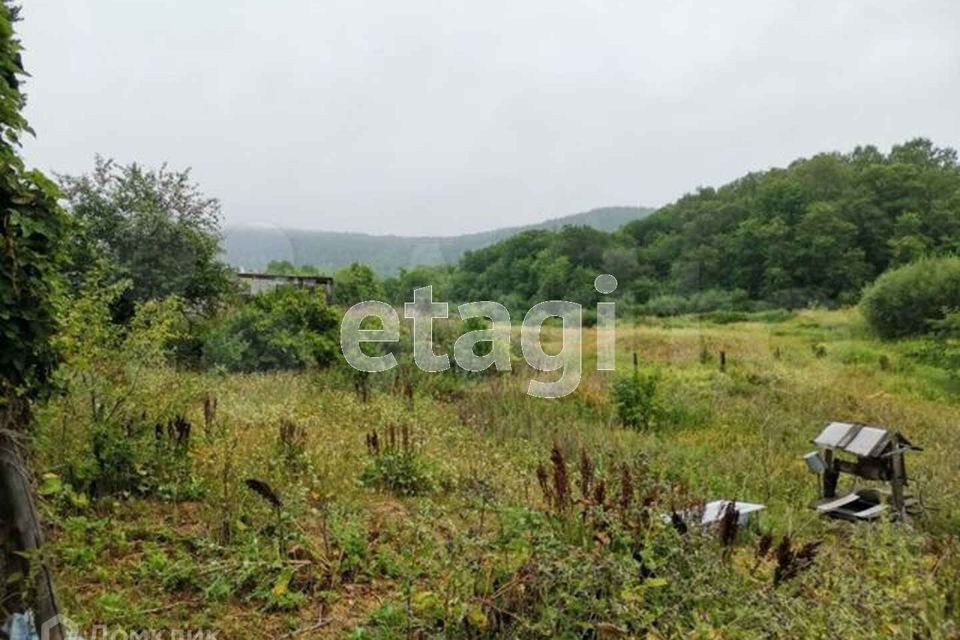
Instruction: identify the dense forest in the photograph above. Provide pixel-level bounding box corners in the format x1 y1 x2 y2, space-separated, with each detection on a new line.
277 138 960 316
442 139 960 313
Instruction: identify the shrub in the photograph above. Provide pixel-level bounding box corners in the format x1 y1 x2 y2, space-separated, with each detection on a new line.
753 309 796 323
860 256 960 338
767 287 833 309
83 416 201 499
360 426 439 496
40 277 201 499
641 289 751 317
700 310 750 324
202 287 338 371
612 368 661 429
360 449 438 496
641 294 686 317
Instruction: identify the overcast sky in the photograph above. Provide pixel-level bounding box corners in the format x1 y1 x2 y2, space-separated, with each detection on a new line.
18 0 960 236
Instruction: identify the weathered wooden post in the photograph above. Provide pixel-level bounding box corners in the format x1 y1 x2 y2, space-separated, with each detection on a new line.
890 446 908 520
822 448 838 498
1 419 64 640
203 393 217 433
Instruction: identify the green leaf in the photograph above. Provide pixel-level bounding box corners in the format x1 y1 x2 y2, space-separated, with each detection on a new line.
38 472 62 496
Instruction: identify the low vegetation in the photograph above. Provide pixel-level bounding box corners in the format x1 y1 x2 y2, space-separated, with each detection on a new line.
23 309 960 638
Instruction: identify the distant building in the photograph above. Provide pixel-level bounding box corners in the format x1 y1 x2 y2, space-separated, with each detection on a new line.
236 272 334 301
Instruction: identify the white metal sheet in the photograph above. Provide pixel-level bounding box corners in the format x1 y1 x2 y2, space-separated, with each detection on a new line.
701 500 765 525
853 504 887 519
843 426 889 457
816 494 860 512
813 422 859 449
804 451 826 473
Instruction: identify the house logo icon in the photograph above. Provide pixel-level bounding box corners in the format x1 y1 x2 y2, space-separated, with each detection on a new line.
40 614 80 640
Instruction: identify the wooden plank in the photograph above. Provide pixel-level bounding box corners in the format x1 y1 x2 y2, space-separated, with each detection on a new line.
816 493 860 512
853 504 887 520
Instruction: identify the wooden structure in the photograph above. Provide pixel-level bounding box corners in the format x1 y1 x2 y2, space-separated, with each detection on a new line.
806 422 921 521
236 272 334 301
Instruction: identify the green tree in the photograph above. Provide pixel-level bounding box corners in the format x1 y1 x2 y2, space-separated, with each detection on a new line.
888 212 930 266
332 262 384 307
59 156 233 318
265 259 321 276
266 259 297 275
888 137 958 169
601 245 639 282
202 287 338 372
47 273 187 496
793 202 869 300
384 264 454 306
533 251 571 300
0 3 70 633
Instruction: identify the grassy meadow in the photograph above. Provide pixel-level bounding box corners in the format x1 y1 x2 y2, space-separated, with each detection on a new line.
31 309 960 638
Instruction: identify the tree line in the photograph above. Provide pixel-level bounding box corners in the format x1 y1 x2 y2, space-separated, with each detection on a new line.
449 138 960 313
269 139 960 316
61 138 960 324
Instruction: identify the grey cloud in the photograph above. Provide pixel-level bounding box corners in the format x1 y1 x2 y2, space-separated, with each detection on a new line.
18 0 960 236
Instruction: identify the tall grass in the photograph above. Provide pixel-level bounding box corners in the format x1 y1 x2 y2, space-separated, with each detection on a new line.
28 309 960 637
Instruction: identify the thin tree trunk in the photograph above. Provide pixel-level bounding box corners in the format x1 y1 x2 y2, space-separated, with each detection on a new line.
0 424 64 640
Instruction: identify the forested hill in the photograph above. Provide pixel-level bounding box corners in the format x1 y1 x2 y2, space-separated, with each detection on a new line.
441 139 960 312
222 206 653 275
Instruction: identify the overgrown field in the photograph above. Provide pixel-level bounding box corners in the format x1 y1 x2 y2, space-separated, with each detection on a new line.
31 309 960 638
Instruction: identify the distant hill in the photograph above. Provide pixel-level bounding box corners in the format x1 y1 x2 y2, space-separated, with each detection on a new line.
222 206 654 275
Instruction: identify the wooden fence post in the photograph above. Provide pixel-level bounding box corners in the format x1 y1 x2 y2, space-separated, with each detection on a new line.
0 429 64 640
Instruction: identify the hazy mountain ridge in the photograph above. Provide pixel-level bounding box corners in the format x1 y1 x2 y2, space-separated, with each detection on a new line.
222 206 653 274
